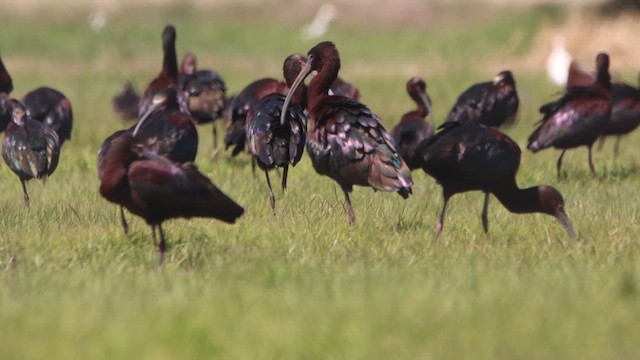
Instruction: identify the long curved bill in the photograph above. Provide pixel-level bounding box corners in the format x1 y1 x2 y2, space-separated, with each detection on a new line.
556 207 576 239
281 59 313 125
133 93 166 136
418 91 435 129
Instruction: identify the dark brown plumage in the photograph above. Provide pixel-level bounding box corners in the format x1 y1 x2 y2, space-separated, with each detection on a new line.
138 24 186 117
112 81 140 122
528 53 612 178
281 41 412 224
444 70 519 128
415 121 575 238
22 87 73 145
246 54 307 212
390 76 434 170
98 130 243 265
0 53 11 132
3 99 60 207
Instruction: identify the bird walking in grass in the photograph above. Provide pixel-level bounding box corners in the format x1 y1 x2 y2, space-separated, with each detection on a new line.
98 87 198 234
22 87 73 146
112 81 140 122
390 76 435 170
98 105 242 266
528 52 611 178
414 121 575 239
246 54 307 213
3 99 60 207
281 41 412 224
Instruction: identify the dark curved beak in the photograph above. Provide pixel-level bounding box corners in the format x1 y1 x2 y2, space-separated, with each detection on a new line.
556 207 576 239
418 91 434 129
281 59 313 125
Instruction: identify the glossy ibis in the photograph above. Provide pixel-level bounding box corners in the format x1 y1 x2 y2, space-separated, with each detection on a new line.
414 122 576 238
3 99 60 207
0 53 12 132
599 73 640 156
112 81 140 122
138 24 186 117
528 53 611 178
98 87 198 234
444 70 519 128
98 120 244 265
281 41 413 224
178 52 227 152
21 87 73 145
390 76 434 170
246 54 307 213
224 78 288 165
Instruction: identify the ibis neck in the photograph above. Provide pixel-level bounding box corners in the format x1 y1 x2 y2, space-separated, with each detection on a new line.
492 182 544 215
162 41 178 83
308 62 339 114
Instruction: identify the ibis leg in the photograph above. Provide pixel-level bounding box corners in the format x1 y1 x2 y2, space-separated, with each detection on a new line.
597 136 605 150
251 157 257 176
341 186 356 225
151 226 157 246
265 170 276 214
157 224 166 266
588 145 596 176
212 124 218 150
281 165 289 192
556 150 566 179
120 206 129 235
435 196 450 239
613 136 621 158
481 192 490 234
20 179 30 208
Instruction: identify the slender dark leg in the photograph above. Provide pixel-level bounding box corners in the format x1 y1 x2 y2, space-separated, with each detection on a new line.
212 124 218 150
251 156 257 176
341 186 355 225
265 170 276 214
20 179 29 208
151 226 157 246
157 224 166 266
120 206 129 235
556 150 566 179
588 145 596 176
435 195 450 238
597 135 605 150
481 192 490 234
281 165 289 192
613 136 621 158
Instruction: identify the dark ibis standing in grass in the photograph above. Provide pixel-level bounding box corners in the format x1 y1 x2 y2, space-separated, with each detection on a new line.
178 52 227 151
0 53 13 132
3 99 60 207
444 70 519 128
112 81 140 122
528 53 611 178
98 87 199 234
21 87 73 146
224 78 288 162
138 24 186 116
390 76 435 170
246 54 307 213
414 121 576 238
599 73 640 156
98 112 243 266
281 41 412 224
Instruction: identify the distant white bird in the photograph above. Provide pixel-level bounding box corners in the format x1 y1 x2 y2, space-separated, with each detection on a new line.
302 3 336 40
88 10 107 32
546 34 572 86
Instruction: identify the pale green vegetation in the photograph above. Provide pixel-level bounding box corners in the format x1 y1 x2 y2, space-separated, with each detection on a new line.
0 2 639 359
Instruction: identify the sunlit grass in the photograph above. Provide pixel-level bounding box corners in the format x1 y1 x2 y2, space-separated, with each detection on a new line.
0 2 639 359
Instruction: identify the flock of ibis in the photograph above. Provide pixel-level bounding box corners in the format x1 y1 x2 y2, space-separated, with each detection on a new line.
2 23 639 264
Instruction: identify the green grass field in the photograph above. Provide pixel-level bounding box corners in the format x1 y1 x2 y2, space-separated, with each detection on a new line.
1 2 640 359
